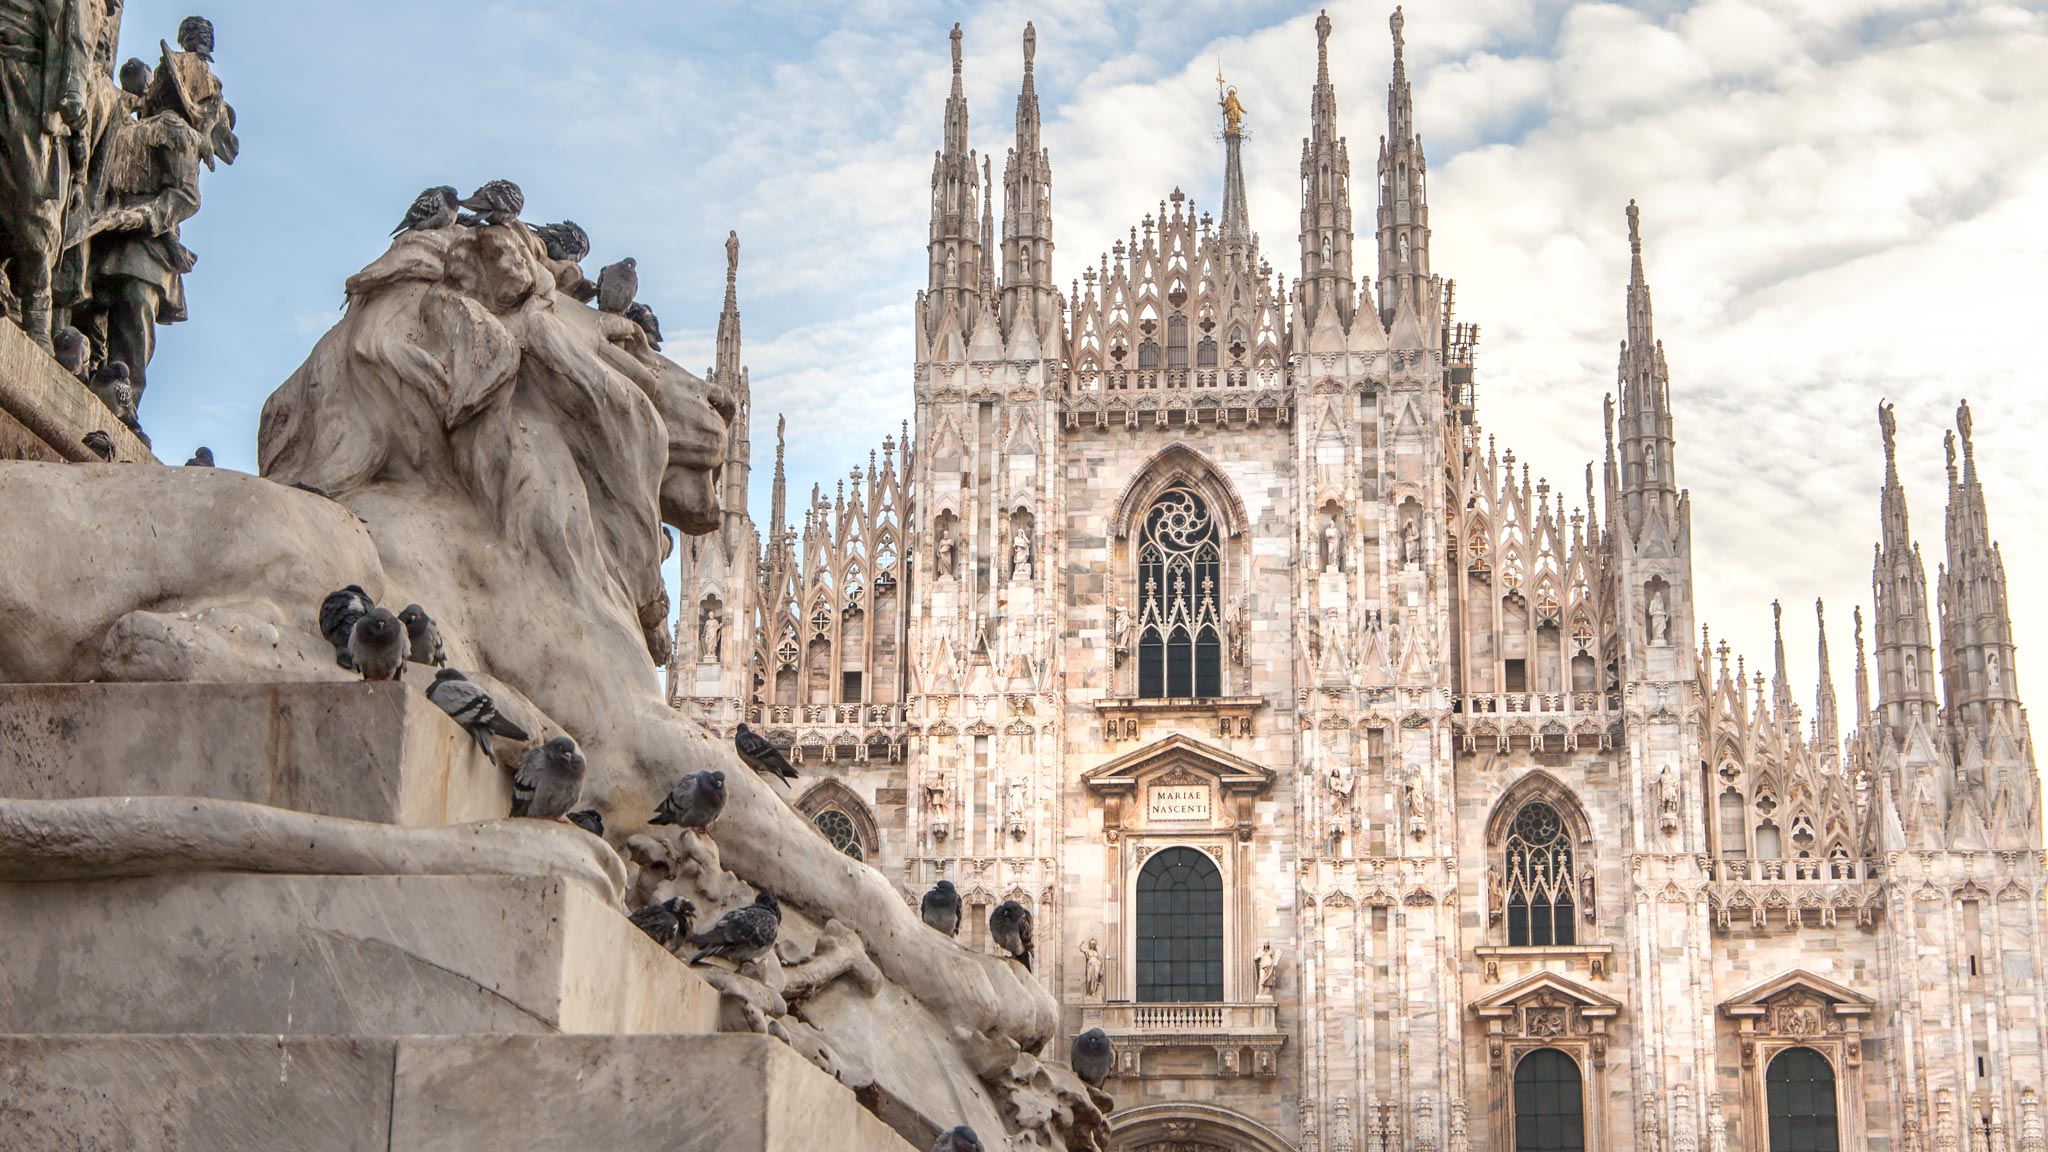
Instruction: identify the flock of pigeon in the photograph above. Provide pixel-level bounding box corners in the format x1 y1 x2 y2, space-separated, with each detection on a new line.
390 180 663 350
59 328 148 460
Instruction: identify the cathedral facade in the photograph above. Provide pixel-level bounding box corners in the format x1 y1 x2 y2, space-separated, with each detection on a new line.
669 10 2047 1152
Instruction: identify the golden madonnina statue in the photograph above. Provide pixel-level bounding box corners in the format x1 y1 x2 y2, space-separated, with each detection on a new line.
1219 84 1246 135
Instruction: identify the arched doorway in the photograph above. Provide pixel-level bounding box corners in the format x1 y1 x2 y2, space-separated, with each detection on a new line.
1111 1103 1298 1152
1766 1047 1840 1152
1135 846 1223 1002
1512 1048 1585 1152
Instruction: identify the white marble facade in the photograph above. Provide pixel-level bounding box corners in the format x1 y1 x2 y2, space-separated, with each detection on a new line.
670 10 2047 1152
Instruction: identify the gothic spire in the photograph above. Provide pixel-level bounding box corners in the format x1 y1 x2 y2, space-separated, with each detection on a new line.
924 23 983 350
1815 599 1841 769
1853 606 1871 726
1871 399 1939 740
1772 599 1795 732
1375 5 1431 330
715 230 742 387
1614 201 1678 541
714 231 749 520
1938 399 2022 738
1298 9 1355 328
767 414 788 554
1000 22 1057 345
1217 68 1252 264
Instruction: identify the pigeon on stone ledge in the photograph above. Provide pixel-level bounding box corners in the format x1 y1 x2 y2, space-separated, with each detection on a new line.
1071 1027 1113 1087
397 603 446 667
628 896 697 950
990 899 1034 971
930 1126 984 1152
81 430 114 461
734 722 797 784
118 58 150 97
347 606 407 682
425 668 530 759
920 879 961 937
624 300 662 349
86 361 133 418
458 179 523 227
595 256 637 314
392 185 458 237
649 769 725 834
566 809 605 838
318 585 374 669
184 446 213 466
687 890 780 967
533 220 589 263
52 325 87 379
511 735 585 820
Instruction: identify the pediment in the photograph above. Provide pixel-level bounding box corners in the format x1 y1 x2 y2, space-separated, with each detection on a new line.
1720 969 1874 1018
1081 733 1274 795
1472 971 1622 1019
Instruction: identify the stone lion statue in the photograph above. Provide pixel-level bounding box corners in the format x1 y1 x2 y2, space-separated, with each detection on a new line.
0 220 1100 1149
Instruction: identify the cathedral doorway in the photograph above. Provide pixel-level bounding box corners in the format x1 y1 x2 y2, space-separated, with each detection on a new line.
1511 1049 1586 1152
1765 1047 1840 1152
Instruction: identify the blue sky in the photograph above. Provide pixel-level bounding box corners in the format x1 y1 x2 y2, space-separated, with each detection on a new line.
123 0 2046 717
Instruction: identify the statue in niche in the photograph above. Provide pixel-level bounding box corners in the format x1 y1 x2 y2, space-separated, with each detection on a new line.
1648 589 1670 644
66 23 239 407
1486 864 1506 924
1579 863 1597 921
1010 527 1032 582
1081 937 1103 999
1322 519 1341 572
1383 616 1405 674
1006 779 1027 834
1302 610 1321 670
1904 651 1918 690
1326 758 1355 806
0 0 92 349
1254 942 1278 995
1111 602 1131 665
935 524 956 577
697 603 724 663
1402 769 1430 839
1987 650 2002 690
1228 595 1249 667
1399 519 1419 566
1656 764 1680 834
1398 232 1410 265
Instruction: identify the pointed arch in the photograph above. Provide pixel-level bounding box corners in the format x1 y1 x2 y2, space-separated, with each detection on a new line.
1110 444 1249 539
1486 769 1594 848
794 779 879 862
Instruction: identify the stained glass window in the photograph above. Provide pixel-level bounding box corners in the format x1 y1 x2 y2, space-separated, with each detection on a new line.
1513 1049 1585 1152
813 809 863 860
1505 801 1576 946
1767 1048 1840 1152
1136 487 1223 699
1135 847 1222 1002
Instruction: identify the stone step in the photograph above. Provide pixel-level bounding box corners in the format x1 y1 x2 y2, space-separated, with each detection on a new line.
0 681 508 827
0 1032 918 1152
0 873 717 1038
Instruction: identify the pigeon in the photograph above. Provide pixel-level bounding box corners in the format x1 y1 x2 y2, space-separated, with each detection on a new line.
177 15 214 61
185 447 213 466
533 220 589 263
1071 1028 1113 1087
52 325 87 378
920 879 962 937
318 585 375 669
649 769 725 834
87 361 133 418
566 809 606 837
81 430 114 461
595 256 637 314
392 185 459 237
347 606 408 682
989 899 1034 971
628 896 697 949
118 58 151 97
930 1127 984 1152
734 722 797 783
687 890 781 967
458 179 524 227
425 667 531 759
624 301 663 350
512 735 586 820
396 603 446 666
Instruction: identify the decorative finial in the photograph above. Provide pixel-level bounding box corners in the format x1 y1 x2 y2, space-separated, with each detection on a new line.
1023 22 1036 71
1878 399 1896 461
1391 5 1405 56
1626 199 1641 254
1956 399 1974 457
950 23 962 73
725 230 739 285
1944 429 1958 479
1317 9 1332 51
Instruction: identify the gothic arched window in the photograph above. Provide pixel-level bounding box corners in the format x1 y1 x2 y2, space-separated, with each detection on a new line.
1513 1049 1585 1152
812 809 864 860
1767 1047 1840 1152
1136 487 1224 699
1505 801 1576 946
1135 847 1222 1002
